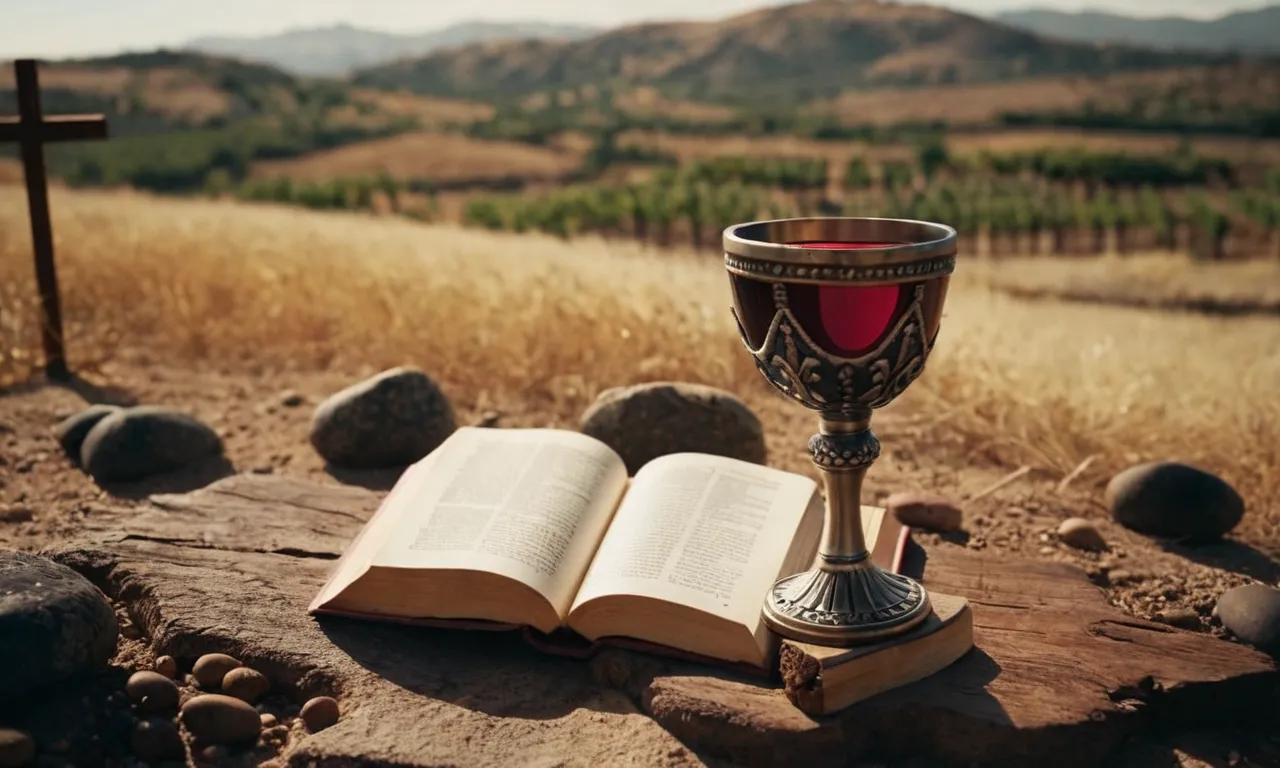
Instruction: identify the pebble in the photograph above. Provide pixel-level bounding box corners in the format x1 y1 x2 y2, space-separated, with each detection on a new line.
154 655 177 679
886 492 963 533
1056 517 1107 552
192 653 241 689
1157 608 1202 630
259 713 278 728
0 729 34 768
1105 462 1244 543
0 551 118 699
130 718 184 763
0 504 33 523
125 670 180 713
222 667 270 704
580 382 766 474
1215 584 1280 651
300 696 341 732
180 694 262 745
80 406 223 483
309 366 457 469
278 390 305 408
198 744 228 764
53 405 123 465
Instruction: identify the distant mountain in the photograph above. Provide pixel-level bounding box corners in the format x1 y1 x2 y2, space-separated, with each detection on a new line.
185 21 601 77
351 0 1233 105
996 5 1280 54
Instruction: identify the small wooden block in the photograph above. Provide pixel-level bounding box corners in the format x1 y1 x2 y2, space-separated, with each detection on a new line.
779 593 974 716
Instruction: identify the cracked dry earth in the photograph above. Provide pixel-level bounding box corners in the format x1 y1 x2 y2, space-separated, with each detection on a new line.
1 356 1279 767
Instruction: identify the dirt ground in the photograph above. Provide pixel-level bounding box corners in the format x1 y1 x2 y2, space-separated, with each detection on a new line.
1 353 1278 766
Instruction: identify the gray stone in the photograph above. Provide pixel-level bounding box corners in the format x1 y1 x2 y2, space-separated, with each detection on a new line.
53 405 122 465
1216 584 1280 651
1104 462 1244 544
80 407 223 483
0 551 118 699
579 382 765 474
309 367 456 469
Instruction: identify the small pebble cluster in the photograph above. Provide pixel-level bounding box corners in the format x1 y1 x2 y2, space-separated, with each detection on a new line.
118 651 340 765
886 459 1279 652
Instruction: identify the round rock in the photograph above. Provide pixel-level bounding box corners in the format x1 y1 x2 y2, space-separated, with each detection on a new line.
192 653 241 689
579 382 765 474
309 367 457 469
1056 517 1107 552
887 492 963 533
300 696 341 732
131 718 184 763
0 729 34 768
53 405 122 465
1105 462 1243 543
180 694 261 745
0 551 118 699
80 406 223 484
222 667 269 704
154 655 177 679
1216 584 1280 651
126 670 180 713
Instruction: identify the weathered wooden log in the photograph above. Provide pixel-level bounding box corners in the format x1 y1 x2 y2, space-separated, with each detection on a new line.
48 474 1278 767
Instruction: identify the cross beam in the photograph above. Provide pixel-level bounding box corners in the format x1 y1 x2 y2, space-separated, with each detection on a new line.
1 59 109 380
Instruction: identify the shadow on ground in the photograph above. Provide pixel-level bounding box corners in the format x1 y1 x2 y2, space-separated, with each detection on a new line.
0 372 138 408
1158 538 1280 584
94 455 238 500
323 463 406 491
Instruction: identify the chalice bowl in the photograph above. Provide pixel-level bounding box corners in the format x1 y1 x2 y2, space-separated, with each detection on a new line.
723 217 957 647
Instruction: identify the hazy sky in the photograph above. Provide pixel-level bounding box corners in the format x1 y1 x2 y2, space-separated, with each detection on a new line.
1 0 1274 59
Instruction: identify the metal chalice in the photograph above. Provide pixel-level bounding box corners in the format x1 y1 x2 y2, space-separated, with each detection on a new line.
723 217 957 646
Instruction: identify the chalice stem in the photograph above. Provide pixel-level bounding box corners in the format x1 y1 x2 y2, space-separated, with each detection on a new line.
816 416 874 567
761 412 932 646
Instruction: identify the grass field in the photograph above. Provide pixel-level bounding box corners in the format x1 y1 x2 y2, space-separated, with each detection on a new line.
968 254 1280 314
808 64 1280 127
248 131 586 184
1 185 1276 552
348 88 497 126
618 127 1280 169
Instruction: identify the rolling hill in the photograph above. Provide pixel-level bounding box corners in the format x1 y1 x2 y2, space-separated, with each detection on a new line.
185 21 601 77
350 0 1234 104
997 5 1280 55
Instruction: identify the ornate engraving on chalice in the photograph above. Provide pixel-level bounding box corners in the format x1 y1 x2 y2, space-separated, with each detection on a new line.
723 217 957 646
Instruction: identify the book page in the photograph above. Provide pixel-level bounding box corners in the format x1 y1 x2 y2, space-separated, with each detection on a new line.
569 453 818 624
373 427 629 619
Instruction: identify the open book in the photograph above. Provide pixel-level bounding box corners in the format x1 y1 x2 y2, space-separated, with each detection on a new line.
310 426 908 672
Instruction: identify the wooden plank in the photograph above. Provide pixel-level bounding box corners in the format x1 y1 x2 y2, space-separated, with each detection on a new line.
13 60 68 379
46 474 1279 768
0 114 109 143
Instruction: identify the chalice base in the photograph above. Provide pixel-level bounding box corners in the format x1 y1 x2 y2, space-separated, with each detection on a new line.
762 562 932 646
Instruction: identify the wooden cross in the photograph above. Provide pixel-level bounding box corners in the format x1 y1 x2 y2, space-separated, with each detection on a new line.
1 59 108 380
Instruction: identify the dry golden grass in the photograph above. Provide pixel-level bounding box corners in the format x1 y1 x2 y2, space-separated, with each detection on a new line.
0 64 230 123
248 131 584 183
965 254 1280 313
1 187 1276 550
613 87 737 123
617 130 868 163
0 159 22 186
0 65 132 95
349 88 496 126
619 126 1280 172
948 129 1280 166
809 65 1280 128
136 68 230 123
